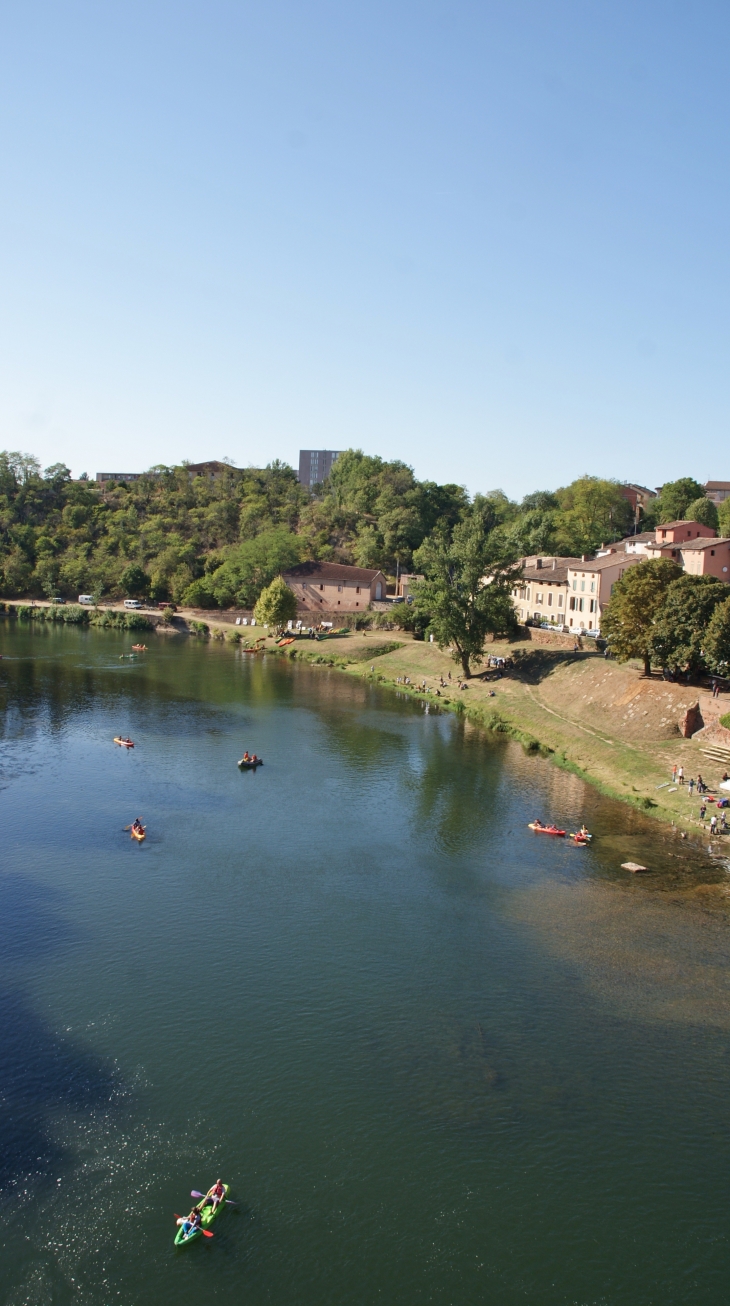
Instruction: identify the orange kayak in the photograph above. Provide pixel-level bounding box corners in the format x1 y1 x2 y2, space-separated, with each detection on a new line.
114 737 134 748
528 822 566 837
130 825 146 841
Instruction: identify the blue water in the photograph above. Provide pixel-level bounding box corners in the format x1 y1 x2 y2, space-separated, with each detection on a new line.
1 621 729 1305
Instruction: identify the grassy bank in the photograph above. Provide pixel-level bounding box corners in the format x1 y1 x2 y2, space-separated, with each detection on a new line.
0 601 154 630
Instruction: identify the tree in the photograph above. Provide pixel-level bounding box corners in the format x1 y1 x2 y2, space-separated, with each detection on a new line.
655 477 705 524
600 558 682 676
553 477 633 553
412 504 520 677
651 574 729 675
685 497 718 530
120 563 150 596
253 576 298 631
703 597 730 677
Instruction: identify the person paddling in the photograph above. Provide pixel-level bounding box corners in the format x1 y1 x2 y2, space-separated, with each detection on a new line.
241 751 250 762
179 1206 203 1239
131 817 144 836
205 1179 226 1212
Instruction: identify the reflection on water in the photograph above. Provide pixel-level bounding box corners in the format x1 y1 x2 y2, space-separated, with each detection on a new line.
1 622 730 1305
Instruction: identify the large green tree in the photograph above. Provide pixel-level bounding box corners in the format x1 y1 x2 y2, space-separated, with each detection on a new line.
412 502 520 677
685 497 719 530
651 574 729 674
253 576 298 631
655 477 706 524
703 597 730 677
600 558 682 676
553 477 633 553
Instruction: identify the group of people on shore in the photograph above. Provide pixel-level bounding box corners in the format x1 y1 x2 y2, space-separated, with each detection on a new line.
671 764 729 834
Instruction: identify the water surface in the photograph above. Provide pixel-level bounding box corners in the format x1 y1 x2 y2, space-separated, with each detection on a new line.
1 622 729 1305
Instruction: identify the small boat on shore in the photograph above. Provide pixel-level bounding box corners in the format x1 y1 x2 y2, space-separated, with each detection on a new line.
114 737 134 748
528 822 566 837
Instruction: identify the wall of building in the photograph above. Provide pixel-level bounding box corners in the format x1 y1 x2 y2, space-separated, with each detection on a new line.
284 577 379 611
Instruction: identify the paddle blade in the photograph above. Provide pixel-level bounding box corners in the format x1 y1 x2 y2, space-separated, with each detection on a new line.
201 1229 214 1237
191 1190 204 1199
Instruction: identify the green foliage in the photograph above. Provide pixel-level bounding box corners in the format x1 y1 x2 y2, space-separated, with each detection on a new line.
188 620 209 637
720 712 730 729
703 597 730 677
651 574 728 674
208 528 302 607
253 576 298 631
552 477 633 554
685 497 718 530
601 559 683 675
655 477 706 524
718 500 730 538
120 563 150 596
412 500 520 676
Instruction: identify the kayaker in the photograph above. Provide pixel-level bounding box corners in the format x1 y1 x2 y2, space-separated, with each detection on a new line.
205 1179 226 1211
251 753 258 763
242 751 250 762
132 817 144 835
180 1206 202 1238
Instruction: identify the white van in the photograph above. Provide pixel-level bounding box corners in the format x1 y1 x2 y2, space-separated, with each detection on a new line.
123 599 142 609
78 594 95 605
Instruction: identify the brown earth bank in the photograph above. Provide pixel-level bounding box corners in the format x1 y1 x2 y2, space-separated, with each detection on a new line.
3 600 730 840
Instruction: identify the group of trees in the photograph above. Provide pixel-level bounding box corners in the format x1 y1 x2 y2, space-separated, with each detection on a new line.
1 448 728 678
602 560 730 678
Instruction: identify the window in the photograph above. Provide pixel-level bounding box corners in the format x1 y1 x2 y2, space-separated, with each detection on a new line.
711 550 715 556
536 593 543 604
548 592 552 606
590 599 596 613
534 612 540 621
579 598 584 612
558 594 563 607
337 585 342 592
356 586 361 593
319 584 324 591
590 581 595 592
570 597 576 610
580 581 585 592
572 580 577 590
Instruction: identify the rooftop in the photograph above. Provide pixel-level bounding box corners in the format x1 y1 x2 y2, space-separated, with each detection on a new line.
678 537 730 551
705 481 730 490
283 561 385 584
655 519 714 532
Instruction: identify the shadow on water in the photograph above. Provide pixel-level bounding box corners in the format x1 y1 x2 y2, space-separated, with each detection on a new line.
0 874 121 1205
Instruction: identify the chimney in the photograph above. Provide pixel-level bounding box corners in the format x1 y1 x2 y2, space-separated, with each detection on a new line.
552 558 556 569
581 554 589 562
536 558 542 569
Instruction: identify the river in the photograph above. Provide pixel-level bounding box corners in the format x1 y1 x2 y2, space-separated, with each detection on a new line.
1 622 729 1305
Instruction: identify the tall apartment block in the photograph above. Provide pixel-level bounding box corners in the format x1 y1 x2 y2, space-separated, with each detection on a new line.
297 449 342 487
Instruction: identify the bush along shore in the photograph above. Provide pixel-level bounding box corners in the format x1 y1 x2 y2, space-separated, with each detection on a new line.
0 601 154 630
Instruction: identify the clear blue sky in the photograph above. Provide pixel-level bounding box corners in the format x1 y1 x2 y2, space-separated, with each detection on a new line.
0 1 728 497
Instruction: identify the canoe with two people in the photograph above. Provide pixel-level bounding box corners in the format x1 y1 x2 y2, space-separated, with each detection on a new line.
174 1182 230 1246
569 826 593 844
238 751 263 769
528 820 566 837
130 818 146 842
114 736 134 748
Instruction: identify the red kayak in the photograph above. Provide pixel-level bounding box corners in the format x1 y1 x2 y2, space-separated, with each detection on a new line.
528 822 566 837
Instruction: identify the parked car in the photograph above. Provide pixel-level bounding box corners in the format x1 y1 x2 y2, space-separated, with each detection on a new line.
123 599 142 609
78 594 95 605
50 596 66 604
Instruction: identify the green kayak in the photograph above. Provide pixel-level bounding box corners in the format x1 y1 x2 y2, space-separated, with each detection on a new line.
174 1183 230 1246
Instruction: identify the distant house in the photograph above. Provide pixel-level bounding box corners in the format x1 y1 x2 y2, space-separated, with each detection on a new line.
618 483 657 524
644 534 730 579
705 481 730 505
653 520 716 545
512 553 642 633
96 472 143 483
512 557 581 626
396 573 424 599
186 461 236 480
297 450 342 487
282 561 386 611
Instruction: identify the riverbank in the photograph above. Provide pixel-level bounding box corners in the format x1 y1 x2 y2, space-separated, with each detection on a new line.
271 628 730 840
